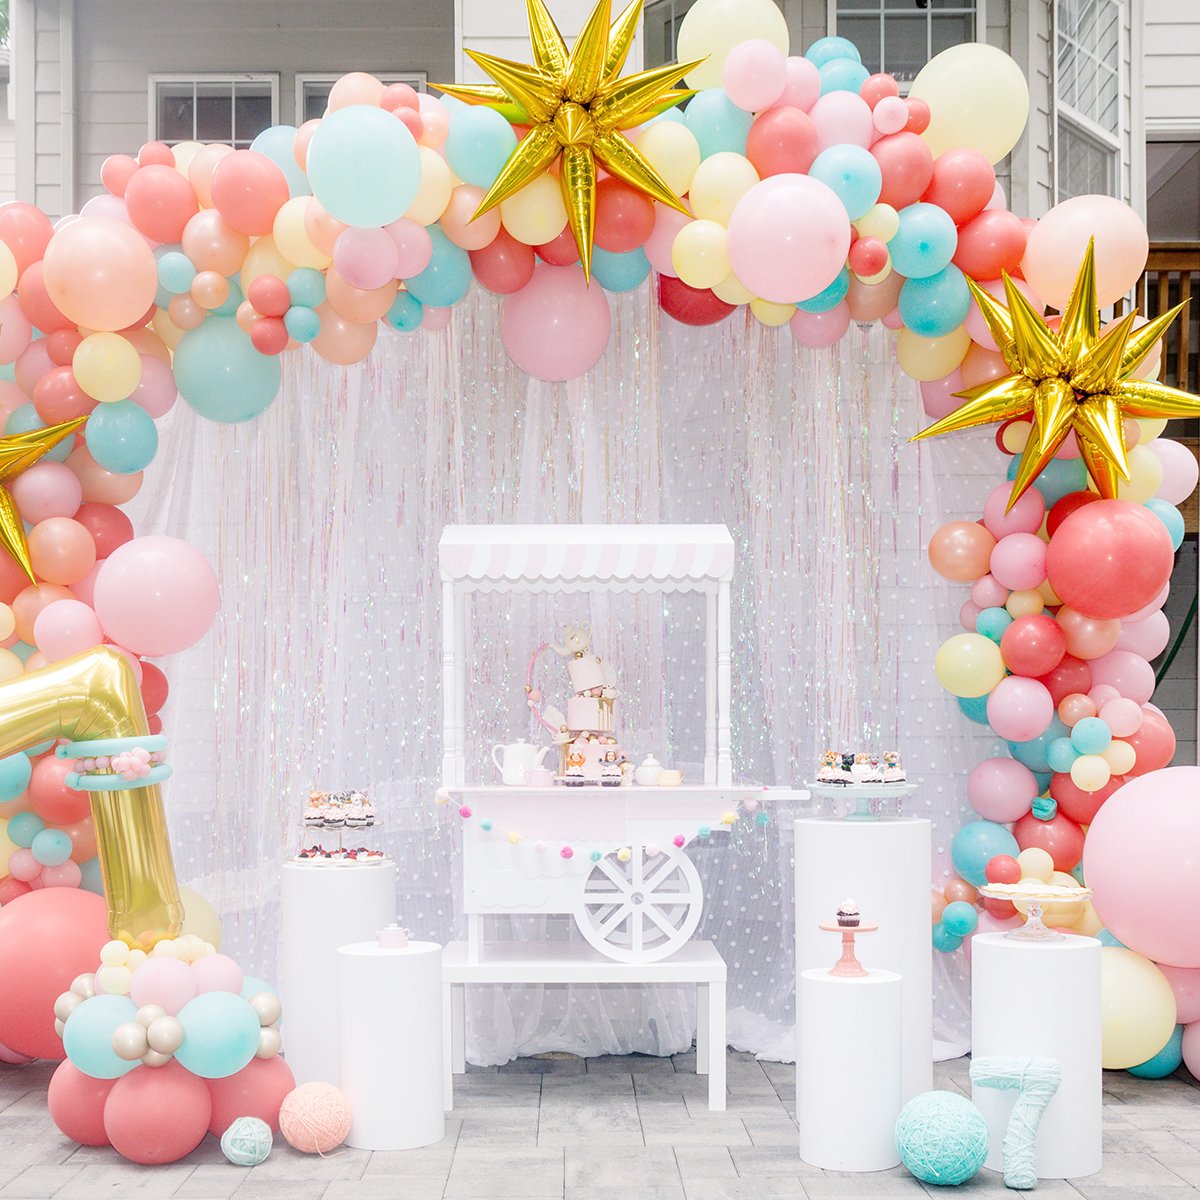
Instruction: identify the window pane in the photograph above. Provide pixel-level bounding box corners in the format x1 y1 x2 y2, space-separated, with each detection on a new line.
1096 1 1119 66
838 17 880 75
1097 67 1119 133
194 84 233 143
157 84 194 143
233 84 273 145
1057 39 1077 110
303 83 331 123
930 14 975 60
882 13 927 84
1058 117 1115 200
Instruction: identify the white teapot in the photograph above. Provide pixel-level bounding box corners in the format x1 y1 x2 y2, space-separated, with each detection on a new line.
635 754 663 786
491 739 549 786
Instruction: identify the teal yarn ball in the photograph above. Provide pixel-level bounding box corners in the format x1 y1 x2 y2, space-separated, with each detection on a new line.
895 1091 989 1186
221 1116 274 1166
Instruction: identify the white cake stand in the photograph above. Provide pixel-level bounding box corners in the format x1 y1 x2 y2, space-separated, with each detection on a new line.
806 783 918 822
978 883 1093 941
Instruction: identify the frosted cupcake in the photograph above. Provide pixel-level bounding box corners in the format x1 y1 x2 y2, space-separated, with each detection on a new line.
837 899 861 928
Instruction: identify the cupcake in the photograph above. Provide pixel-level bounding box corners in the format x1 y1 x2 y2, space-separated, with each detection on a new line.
836 899 861 927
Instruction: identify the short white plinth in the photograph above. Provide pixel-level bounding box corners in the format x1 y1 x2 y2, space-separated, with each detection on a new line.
797 968 902 1172
794 818 932 1100
279 860 398 1085
971 933 1102 1180
338 941 444 1151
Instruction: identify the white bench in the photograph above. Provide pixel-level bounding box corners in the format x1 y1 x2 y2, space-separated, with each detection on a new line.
442 939 728 1111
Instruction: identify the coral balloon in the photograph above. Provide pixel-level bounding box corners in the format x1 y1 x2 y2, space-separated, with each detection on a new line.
124 165 198 244
871 133 934 210
470 228 535 295
206 1054 296 1135
1000 614 1066 677
952 209 1027 280
48 1061 117 1146
29 753 91 826
210 150 290 236
923 149 995 224
0 202 55 275
744 106 819 178
928 521 995 582
594 178 656 253
103 1059 212 1165
657 274 736 327
1122 708 1176 776
1014 811 1086 873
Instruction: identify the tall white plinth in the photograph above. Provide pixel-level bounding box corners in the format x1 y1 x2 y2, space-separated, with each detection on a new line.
280 860 398 1086
797 968 902 1172
338 941 445 1151
971 933 1102 1180
794 818 932 1100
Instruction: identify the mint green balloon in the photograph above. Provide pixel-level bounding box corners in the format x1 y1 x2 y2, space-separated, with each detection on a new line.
176 992 261 1079
174 318 282 424
63 995 140 1080
307 105 421 228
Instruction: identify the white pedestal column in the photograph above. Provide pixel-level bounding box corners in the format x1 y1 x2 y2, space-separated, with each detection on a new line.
797 968 902 1171
794 818 932 1101
280 861 398 1086
338 940 445 1151
971 933 1102 1180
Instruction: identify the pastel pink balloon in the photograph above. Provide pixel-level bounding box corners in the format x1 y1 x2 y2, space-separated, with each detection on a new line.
967 756 1038 822
988 532 1047 591
872 96 909 136
644 205 692 278
987 676 1054 741
416 94 450 148
41 860 82 888
69 559 104 608
128 355 178 419
0 295 34 364
1052 433 1082 459
385 218 434 278
723 39 788 112
985 181 1007 211
919 369 965 421
421 305 452 331
881 307 904 330
1099 697 1144 738
959 599 981 632
500 264 611 383
191 953 244 995
1089 648 1155 704
129 956 196 1015
771 56 821 112
9 462 83 523
1087 684 1122 709
8 848 41 882
1125 581 1169 624
727 175 850 303
333 227 400 290
790 301 850 348
971 573 1008 610
1150 438 1199 505
1115 611 1170 659
1158 964 1200 1024
982 482 1044 538
965 277 1042 351
809 92 874 151
32 598 104 662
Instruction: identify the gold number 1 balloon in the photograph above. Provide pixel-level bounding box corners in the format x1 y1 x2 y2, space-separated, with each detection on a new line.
0 646 182 947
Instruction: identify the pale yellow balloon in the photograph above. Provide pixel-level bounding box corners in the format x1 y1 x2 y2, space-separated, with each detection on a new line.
73 332 142 403
712 271 754 306
1135 417 1167 441
1005 589 1044 618
1118 443 1164 502
1102 739 1137 775
897 326 971 382
749 297 794 327
1017 846 1054 882
0 241 17 302
933 632 1005 698
0 649 23 684
1036 577 1062 606
152 307 184 351
241 235 298 291
635 122 702 197
1070 753 1112 793
676 0 789 91
856 203 900 243
97 965 132 996
909 43 1030 164
179 886 223 951
274 196 332 269
0 816 17 870
0 603 15 642
1001 420 1031 453
687 152 759 225
672 219 730 290
1074 900 1103 937
500 173 568 246
406 147 453 227
1100 947 1177 1069
171 141 205 177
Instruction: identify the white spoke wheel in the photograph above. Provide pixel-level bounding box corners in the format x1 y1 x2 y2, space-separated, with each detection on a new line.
573 844 703 962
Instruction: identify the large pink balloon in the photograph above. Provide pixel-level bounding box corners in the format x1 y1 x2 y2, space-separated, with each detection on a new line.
967 757 1038 822
790 302 850 348
1085 766 1200 967
727 175 850 304
1159 964 1200 1026
982 482 1044 539
33 598 104 662
93 536 219 657
1088 648 1155 705
42 216 158 332
1150 438 1199 506
1115 611 1170 660
986 675 1054 741
500 264 611 383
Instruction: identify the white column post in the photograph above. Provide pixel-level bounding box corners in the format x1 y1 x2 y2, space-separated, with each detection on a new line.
441 578 458 788
454 588 468 787
716 579 732 785
704 589 717 785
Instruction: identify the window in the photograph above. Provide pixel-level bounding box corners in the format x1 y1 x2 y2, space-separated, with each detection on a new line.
150 75 279 147
834 1 978 86
1055 0 1121 201
296 73 427 123
643 0 697 69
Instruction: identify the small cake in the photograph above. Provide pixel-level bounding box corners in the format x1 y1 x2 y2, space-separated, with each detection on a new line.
850 753 882 784
304 791 325 826
837 899 861 927
600 748 624 787
322 794 345 827
883 751 906 784
345 798 367 828
816 749 842 785
839 751 856 783
564 740 587 786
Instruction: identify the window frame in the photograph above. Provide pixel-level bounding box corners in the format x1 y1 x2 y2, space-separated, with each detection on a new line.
147 73 280 148
642 0 699 69
294 71 428 124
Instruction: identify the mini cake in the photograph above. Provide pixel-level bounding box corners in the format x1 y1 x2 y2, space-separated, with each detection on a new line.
850 752 884 784
816 749 842 785
304 791 325 826
837 899 861 927
883 751 905 784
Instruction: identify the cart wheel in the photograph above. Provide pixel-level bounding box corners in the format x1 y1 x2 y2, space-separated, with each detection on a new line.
573 843 703 962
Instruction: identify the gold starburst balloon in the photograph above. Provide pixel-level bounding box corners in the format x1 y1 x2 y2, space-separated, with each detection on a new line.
436 0 700 280
913 241 1198 509
0 416 87 582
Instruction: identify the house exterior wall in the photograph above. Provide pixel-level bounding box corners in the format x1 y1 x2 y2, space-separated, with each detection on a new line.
1144 0 1200 135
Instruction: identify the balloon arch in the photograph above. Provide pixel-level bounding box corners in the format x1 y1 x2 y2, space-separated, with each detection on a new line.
0 0 1196 1092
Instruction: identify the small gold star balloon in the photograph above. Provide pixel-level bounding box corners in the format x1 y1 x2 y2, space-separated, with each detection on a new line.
913 241 1198 509
437 0 700 280
0 417 88 582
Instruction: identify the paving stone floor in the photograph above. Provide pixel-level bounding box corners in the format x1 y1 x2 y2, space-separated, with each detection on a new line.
1 1050 1199 1198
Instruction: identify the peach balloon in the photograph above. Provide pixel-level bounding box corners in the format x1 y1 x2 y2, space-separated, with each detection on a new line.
1057 691 1097 728
181 210 249 276
1057 606 1122 660
327 72 384 111
960 344 1009 389
66 445 143 505
12 583 73 644
943 878 978 905
845 269 904 322
294 120 321 172
311 304 378 365
123 326 172 365
304 199 347 257
928 520 996 582
151 306 185 351
188 144 233 208
324 267 397 323
931 887 948 923
63 817 98 863
167 294 206 331
273 197 331 269
440 186 502 252
190 271 230 311
27 518 96 586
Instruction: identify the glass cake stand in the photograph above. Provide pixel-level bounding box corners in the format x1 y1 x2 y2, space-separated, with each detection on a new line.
806 782 917 821
978 883 1093 941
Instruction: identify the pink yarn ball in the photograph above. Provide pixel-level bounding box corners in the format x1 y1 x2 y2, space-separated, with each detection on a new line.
278 1082 352 1154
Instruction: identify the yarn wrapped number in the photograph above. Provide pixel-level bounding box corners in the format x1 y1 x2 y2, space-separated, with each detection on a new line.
969 1055 1062 1190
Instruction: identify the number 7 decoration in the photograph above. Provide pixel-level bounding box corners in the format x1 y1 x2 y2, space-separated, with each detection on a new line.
969 1054 1062 1190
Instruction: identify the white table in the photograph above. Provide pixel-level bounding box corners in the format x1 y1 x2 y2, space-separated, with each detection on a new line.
972 933 1102 1180
797 967 903 1172
441 939 727 1110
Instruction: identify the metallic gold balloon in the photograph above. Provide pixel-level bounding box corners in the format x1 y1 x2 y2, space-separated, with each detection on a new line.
913 241 1198 509
0 417 87 583
0 646 182 947
435 0 700 279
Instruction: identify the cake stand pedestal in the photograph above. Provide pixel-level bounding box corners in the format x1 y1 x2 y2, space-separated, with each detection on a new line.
807 782 917 821
971 933 1102 1180
794 817 931 1101
797 967 902 1171
280 859 398 1086
818 921 878 977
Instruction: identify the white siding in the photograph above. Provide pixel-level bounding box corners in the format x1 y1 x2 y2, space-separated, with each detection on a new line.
0 111 16 202
1144 0 1200 134
1009 0 1054 218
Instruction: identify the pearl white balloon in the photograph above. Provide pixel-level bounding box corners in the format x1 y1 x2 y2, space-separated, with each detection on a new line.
249 992 282 1027
256 1027 282 1059
54 992 83 1022
135 1003 167 1028
112 1021 150 1061
147 1015 185 1054
141 1049 172 1068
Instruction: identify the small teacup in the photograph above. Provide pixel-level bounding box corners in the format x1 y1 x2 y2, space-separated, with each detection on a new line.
379 924 412 949
657 769 683 787
526 767 555 787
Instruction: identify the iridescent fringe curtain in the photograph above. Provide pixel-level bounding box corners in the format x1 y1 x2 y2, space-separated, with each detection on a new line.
131 285 1001 1061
